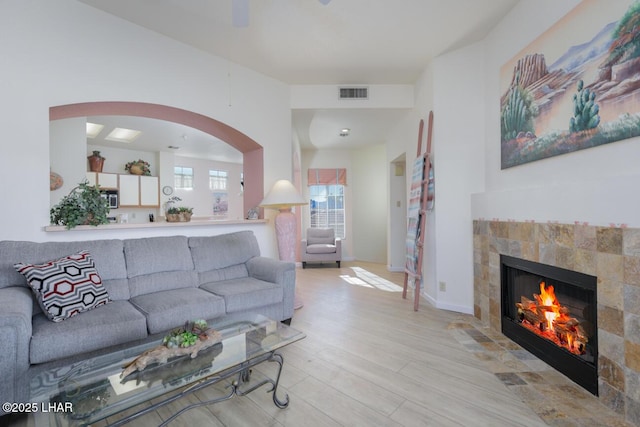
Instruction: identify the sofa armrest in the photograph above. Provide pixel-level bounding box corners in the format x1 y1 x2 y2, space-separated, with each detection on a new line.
246 257 296 320
335 238 342 259
246 256 294 285
0 286 33 413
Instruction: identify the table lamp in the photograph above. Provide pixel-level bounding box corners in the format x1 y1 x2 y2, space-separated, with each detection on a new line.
260 180 307 309
259 179 307 262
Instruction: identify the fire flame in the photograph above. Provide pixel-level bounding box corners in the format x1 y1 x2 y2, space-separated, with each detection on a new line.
540 282 560 331
516 280 588 355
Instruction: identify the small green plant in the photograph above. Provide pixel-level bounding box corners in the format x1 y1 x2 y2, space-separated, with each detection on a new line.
501 72 538 142
166 196 193 216
166 206 193 215
50 181 110 229
162 320 208 348
569 80 600 133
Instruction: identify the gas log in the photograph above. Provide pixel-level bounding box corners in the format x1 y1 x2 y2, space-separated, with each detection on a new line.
516 289 588 355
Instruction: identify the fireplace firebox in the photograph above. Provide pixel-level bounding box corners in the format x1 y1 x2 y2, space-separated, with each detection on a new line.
500 255 598 395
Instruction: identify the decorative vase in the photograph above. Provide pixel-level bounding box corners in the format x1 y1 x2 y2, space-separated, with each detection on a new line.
87 151 105 173
129 164 144 175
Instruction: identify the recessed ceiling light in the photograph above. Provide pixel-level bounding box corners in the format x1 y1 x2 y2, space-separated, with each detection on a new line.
105 127 141 143
86 122 104 139
340 128 350 137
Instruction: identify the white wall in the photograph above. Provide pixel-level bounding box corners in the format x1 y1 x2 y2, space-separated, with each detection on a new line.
301 144 388 263
423 42 486 313
352 144 387 263
0 0 291 256
474 0 640 228
300 149 354 259
50 118 86 207
388 155 407 271
416 0 640 316
172 155 244 221
291 85 414 109
386 65 437 301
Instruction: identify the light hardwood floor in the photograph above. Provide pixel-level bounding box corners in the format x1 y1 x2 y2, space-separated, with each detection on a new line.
8 262 631 426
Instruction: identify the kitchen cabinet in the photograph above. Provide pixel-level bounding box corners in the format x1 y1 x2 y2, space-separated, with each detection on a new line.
140 176 160 206
85 172 118 189
119 175 159 207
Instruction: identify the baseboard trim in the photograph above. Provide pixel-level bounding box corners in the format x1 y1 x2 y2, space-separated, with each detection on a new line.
423 292 473 315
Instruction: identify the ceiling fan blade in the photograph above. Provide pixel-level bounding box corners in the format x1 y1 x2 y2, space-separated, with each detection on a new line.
232 0 249 27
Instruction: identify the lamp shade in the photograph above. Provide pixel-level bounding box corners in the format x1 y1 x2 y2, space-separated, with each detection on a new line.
259 179 306 209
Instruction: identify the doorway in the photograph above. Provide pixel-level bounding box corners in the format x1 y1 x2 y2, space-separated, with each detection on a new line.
388 154 407 271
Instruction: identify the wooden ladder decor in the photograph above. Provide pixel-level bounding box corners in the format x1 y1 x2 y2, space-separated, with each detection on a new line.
403 111 434 311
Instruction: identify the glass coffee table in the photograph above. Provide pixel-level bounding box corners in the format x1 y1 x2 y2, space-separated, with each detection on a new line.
28 314 305 426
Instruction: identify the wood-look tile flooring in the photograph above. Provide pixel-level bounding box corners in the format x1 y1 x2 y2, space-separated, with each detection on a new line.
8 262 632 427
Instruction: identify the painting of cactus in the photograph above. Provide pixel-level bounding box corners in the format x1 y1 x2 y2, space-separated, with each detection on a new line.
569 80 601 132
500 0 640 169
501 72 538 141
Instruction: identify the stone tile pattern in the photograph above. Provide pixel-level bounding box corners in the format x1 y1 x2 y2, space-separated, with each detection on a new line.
449 320 634 427
473 220 640 426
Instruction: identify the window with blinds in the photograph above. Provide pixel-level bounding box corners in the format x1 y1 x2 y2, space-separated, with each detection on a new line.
209 169 228 190
174 166 193 189
308 168 347 239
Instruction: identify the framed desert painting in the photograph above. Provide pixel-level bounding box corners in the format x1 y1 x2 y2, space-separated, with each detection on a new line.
500 0 640 169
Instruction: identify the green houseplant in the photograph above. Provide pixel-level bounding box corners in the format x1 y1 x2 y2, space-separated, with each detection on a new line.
50 181 110 229
166 206 193 222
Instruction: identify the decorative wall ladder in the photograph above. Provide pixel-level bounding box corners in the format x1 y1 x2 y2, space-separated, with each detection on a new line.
403 111 434 311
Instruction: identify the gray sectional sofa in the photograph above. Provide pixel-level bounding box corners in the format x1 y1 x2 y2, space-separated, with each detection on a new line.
0 230 295 414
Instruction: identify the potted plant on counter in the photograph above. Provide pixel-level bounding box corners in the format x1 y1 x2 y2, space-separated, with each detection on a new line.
166 206 193 222
164 196 193 222
50 181 110 229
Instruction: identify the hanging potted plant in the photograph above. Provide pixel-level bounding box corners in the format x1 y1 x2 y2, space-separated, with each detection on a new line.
124 159 151 176
50 181 110 229
87 150 105 172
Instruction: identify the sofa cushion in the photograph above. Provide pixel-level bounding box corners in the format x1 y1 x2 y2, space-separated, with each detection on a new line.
306 244 337 254
128 270 198 298
198 264 249 285
0 240 129 299
124 236 194 278
189 231 260 272
130 288 225 334
307 228 335 245
200 277 283 313
14 251 111 322
30 300 147 364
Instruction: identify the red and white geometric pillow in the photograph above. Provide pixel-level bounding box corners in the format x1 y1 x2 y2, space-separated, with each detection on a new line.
14 250 111 322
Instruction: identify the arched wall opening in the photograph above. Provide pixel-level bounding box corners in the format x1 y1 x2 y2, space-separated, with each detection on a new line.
49 101 264 217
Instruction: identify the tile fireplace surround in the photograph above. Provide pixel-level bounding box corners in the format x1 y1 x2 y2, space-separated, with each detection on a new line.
473 220 640 425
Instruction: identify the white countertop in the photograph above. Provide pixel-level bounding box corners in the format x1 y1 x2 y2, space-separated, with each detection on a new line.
45 218 268 232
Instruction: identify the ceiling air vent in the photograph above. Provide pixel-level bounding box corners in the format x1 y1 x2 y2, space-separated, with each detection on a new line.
339 87 368 100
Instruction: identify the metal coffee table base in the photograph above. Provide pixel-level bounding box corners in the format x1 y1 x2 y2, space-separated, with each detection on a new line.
109 351 288 426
